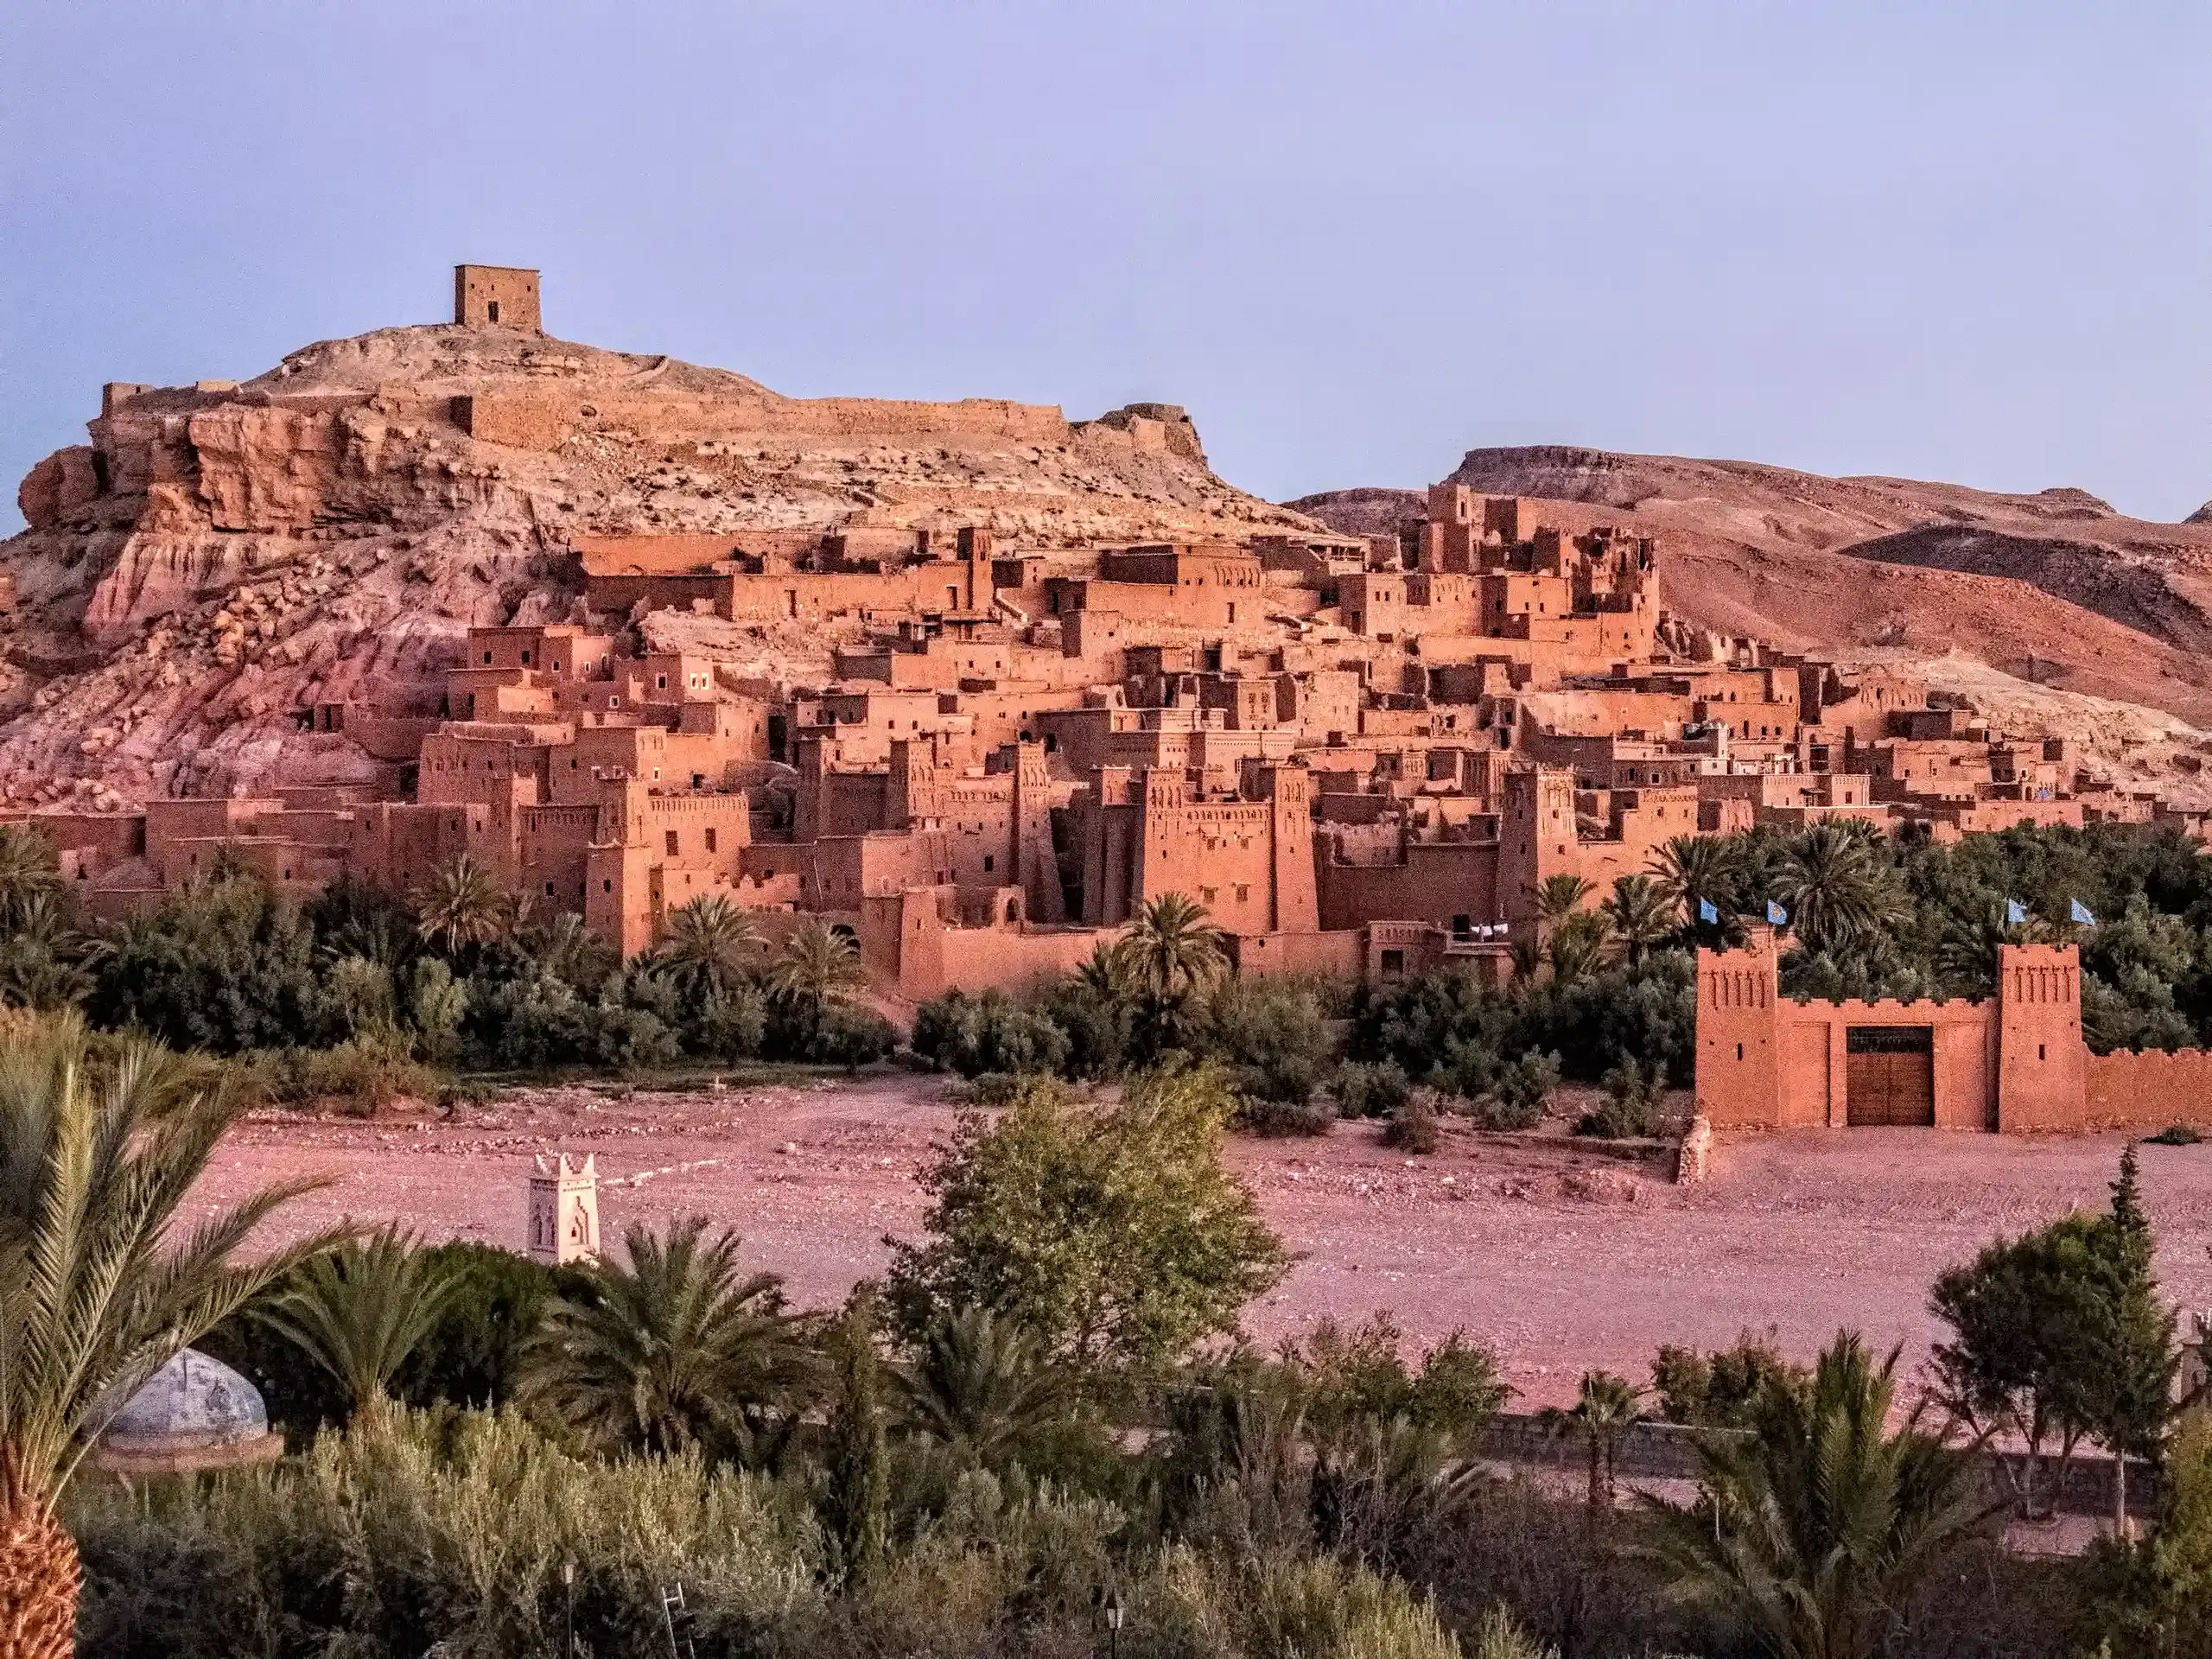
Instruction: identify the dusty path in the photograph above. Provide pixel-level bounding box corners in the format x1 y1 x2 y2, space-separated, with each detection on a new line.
187 1074 2212 1409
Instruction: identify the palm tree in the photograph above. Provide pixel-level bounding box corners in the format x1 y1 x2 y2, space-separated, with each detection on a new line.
524 911 620 991
657 893 762 1001
521 1216 810 1463
1547 911 1613 988
0 893 90 1012
896 1305 1072 1465
1075 941 1131 1005
0 823 62 933
1773 823 1909 956
412 854 512 957
771 918 865 1011
1531 873 1595 939
1541 1370 1647 1513
1649 833 1738 932
0 1013 335 1652
1933 892 2043 994
1649 1333 1991 1659
1602 874 1675 965
1115 892 1228 1004
253 1228 463 1416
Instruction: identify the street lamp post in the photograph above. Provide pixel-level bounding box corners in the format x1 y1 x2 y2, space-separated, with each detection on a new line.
1102 1586 1124 1659
562 1559 575 1657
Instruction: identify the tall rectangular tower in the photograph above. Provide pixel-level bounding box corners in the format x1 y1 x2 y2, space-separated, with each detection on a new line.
1694 931 1783 1127
1995 943 2088 1130
454 264 542 331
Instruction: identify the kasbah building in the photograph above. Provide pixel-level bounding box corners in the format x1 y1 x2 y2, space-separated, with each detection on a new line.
22 264 2212 1137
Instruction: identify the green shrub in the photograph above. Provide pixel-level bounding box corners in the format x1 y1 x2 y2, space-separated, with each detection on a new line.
1434 1036 1500 1104
69 1403 820 1659
1491 1052 1560 1127
1239 1093 1337 1136
68 1397 1470 1659
86 874 332 1052
477 975 683 1071
260 1032 435 1115
1332 1058 1412 1119
1577 1062 1664 1139
685 982 770 1060
950 1071 1033 1108
1383 1091 1444 1154
398 1243 589 1409
1038 973 1132 1078
911 988 1071 1077
1650 1328 1810 1429
797 1000 897 1068
1236 1550 1465 1659
1202 976 1338 1105
2144 1123 2203 1146
1356 952 1695 1089
1286 1313 1510 1446
401 957 468 1062
887 1066 1286 1369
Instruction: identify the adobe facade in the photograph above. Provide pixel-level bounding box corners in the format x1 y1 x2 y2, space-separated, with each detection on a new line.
1697 931 2212 1134
20 401 2202 1034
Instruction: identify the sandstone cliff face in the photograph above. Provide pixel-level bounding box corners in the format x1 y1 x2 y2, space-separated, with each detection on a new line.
0 325 1319 808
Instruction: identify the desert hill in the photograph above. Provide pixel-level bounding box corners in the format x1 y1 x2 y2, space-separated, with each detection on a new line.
1294 446 2212 728
2 323 1322 805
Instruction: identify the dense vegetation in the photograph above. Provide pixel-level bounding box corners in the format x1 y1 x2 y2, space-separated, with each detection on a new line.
912 823 2212 1142
33 1047 2208 1659
6 816 2209 1132
0 830 894 1098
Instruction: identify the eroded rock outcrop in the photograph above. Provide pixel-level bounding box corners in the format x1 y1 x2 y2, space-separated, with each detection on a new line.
1 323 1319 808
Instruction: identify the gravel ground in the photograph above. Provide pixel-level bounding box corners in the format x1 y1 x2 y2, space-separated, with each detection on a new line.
186 1074 2212 1410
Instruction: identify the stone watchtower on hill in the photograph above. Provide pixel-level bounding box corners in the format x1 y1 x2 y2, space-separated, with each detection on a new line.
454 264 542 331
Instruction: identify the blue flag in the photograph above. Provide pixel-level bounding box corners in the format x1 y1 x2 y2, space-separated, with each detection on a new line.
2005 899 2027 926
2069 899 2096 925
1765 899 1788 926
1698 898 1719 925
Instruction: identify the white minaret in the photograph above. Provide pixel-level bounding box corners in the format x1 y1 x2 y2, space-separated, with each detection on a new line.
525 1153 601 1265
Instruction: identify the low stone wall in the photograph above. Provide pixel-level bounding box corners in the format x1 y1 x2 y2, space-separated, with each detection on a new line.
1228 929 1363 980
2084 1048 2212 1130
452 392 572 452
1479 1412 2153 1518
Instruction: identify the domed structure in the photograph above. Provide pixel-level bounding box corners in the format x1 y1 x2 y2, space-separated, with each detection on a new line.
93 1348 284 1475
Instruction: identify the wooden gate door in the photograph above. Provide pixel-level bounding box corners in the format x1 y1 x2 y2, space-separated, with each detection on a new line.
1845 1027 1935 1126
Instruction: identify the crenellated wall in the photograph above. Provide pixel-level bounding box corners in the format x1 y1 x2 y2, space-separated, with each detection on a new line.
2083 1050 2212 1131
1696 931 2099 1133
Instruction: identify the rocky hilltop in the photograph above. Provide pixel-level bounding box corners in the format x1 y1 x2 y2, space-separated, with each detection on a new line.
15 309 2212 817
1297 447 2212 727
4 325 1316 806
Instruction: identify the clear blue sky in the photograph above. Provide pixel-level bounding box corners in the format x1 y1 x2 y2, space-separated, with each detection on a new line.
3 2 2205 531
